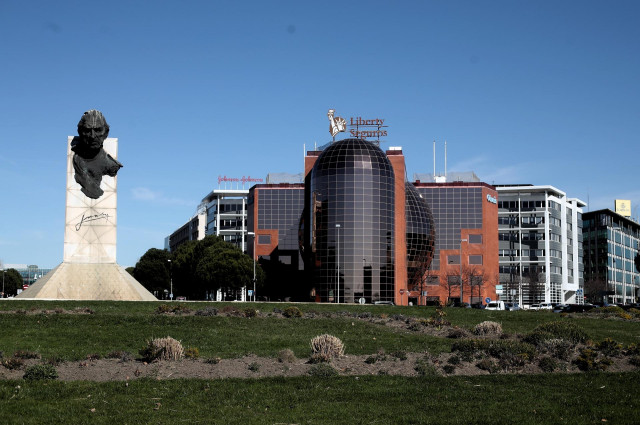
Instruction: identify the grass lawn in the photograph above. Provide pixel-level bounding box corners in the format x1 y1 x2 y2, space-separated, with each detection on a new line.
0 300 638 360
1 300 639 424
1 373 639 424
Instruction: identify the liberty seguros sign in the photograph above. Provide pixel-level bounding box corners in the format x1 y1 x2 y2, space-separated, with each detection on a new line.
328 109 388 141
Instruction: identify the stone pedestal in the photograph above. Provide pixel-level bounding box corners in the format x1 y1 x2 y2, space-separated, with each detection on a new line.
64 137 118 263
16 136 156 301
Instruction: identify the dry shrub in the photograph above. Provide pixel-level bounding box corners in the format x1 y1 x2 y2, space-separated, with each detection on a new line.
447 327 471 339
244 308 259 318
309 334 344 363
2 358 24 370
473 321 503 336
277 349 297 363
185 347 200 359
195 307 219 316
140 336 184 362
283 306 303 318
221 305 243 316
13 350 40 360
538 338 575 361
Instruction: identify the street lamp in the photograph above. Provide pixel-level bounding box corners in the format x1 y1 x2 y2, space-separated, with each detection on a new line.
460 238 468 305
336 224 341 304
1 268 4 298
247 232 256 302
167 259 173 300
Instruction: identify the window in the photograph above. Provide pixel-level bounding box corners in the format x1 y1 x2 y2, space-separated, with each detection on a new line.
498 216 518 225
426 276 439 285
447 275 461 285
470 276 483 285
469 234 482 244
499 232 518 241
469 255 483 265
258 235 271 244
448 255 460 265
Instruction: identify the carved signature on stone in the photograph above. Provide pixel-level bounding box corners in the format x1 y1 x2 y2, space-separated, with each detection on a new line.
76 212 110 231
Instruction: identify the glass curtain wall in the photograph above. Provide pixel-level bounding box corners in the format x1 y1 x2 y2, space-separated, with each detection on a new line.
308 139 396 303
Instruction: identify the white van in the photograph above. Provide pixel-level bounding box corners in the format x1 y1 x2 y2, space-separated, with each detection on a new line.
485 301 505 311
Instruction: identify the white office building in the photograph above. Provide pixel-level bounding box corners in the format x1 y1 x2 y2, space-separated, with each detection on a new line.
496 185 586 306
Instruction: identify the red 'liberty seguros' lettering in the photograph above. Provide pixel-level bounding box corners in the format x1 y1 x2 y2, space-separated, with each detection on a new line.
350 117 385 126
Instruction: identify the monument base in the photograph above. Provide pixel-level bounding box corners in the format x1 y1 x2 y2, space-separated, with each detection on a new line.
15 262 157 301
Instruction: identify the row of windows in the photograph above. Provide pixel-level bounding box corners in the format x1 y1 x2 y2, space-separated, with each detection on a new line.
498 216 546 226
498 200 546 210
499 232 545 241
499 265 546 274
446 255 484 265
499 249 546 257
550 249 562 259
548 200 561 211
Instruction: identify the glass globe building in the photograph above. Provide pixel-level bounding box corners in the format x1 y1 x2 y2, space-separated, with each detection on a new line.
298 139 435 304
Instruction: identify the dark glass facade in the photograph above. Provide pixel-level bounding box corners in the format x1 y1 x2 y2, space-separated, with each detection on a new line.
582 209 640 304
405 182 436 290
256 188 305 252
416 186 483 270
304 139 396 303
248 184 306 300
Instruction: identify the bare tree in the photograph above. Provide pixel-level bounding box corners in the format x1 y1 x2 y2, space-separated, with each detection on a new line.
442 270 461 305
410 266 438 306
584 273 608 304
524 265 544 304
463 265 485 305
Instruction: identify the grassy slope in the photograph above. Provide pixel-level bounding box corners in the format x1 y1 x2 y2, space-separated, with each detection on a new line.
0 300 638 360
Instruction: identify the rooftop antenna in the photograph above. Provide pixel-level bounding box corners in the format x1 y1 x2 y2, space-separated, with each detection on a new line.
433 140 436 178
444 140 448 179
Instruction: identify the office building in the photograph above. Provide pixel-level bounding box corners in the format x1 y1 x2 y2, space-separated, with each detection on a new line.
582 209 639 304
496 185 586 306
413 180 499 305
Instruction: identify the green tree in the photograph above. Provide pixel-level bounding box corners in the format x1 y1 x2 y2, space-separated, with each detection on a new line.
172 239 204 299
133 248 171 297
171 235 265 300
196 244 255 294
2 268 24 297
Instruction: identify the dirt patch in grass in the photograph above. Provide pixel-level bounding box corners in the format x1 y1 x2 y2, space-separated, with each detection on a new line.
0 350 636 382
1 306 638 381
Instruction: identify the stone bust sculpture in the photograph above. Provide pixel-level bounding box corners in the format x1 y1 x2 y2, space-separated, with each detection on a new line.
71 110 123 199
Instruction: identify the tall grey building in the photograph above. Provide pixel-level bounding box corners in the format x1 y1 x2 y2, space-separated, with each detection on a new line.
496 185 586 306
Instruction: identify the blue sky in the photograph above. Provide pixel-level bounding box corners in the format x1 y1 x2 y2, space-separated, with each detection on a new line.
1 0 639 269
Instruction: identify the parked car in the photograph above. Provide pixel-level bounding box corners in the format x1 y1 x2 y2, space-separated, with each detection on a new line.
565 303 598 313
485 301 505 311
504 302 520 311
553 303 597 313
373 301 394 306
529 303 552 311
